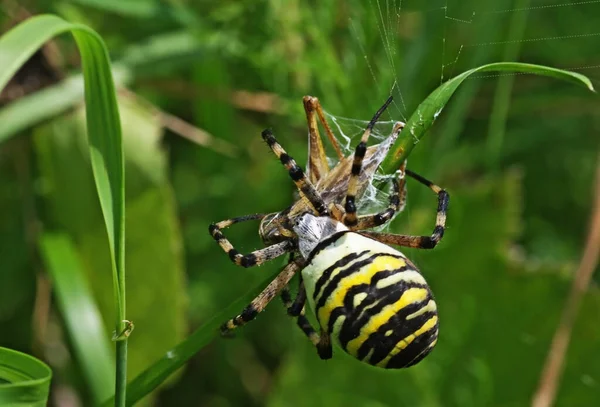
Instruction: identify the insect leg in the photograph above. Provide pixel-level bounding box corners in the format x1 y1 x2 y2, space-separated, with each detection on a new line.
303 95 344 183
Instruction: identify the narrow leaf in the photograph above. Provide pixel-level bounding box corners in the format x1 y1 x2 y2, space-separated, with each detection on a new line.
0 14 126 405
39 233 114 405
0 67 129 144
381 62 595 174
34 98 188 404
0 30 204 144
113 269 283 406
0 347 52 407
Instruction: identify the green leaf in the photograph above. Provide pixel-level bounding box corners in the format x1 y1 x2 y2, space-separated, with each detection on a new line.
0 67 130 145
0 29 207 144
121 270 282 406
0 347 52 407
39 233 114 405
0 154 36 352
0 14 126 404
33 98 188 406
0 12 125 324
381 62 595 174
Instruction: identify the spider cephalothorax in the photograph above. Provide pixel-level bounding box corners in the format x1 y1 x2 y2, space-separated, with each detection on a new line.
209 95 449 368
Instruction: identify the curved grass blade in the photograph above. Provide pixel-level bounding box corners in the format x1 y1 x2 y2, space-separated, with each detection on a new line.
0 347 52 407
107 268 283 406
0 29 206 144
39 233 114 405
0 15 126 405
0 66 130 144
380 62 595 174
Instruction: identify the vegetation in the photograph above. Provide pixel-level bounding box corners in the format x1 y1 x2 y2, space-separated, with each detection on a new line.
0 1 598 406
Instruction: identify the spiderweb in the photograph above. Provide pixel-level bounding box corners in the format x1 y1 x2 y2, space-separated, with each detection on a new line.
308 0 600 401
313 111 405 230
313 0 600 230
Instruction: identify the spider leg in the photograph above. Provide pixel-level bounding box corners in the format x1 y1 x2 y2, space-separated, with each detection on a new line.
303 95 344 184
343 96 394 227
282 272 308 316
221 259 303 334
281 284 320 347
280 278 333 360
209 214 292 267
261 129 329 216
353 162 408 230
360 169 449 249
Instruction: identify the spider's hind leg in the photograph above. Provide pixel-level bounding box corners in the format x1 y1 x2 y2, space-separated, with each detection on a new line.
220 259 302 334
280 277 333 360
281 284 320 346
209 214 291 267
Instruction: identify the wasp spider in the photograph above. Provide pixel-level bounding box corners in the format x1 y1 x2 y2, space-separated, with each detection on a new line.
209 96 449 368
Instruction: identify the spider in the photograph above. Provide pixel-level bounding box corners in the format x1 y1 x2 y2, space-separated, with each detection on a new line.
209 95 449 368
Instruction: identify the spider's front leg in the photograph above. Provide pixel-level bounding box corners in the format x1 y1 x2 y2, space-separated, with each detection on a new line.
361 169 450 249
261 129 329 216
209 214 292 267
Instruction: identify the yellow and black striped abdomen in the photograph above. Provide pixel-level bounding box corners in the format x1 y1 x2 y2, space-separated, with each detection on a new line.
302 231 438 369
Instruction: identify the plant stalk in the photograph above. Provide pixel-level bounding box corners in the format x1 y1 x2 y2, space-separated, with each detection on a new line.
115 339 128 407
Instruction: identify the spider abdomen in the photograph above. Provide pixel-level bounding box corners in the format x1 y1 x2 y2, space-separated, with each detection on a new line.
302 231 438 369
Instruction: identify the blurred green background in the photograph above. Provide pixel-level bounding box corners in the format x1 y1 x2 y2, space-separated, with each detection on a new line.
1 0 599 406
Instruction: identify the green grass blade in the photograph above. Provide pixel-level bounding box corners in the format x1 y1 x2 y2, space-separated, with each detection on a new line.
39 233 114 405
111 269 283 406
0 347 52 407
0 14 126 405
0 15 69 90
381 62 595 174
0 30 204 144
34 95 189 404
0 66 130 144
